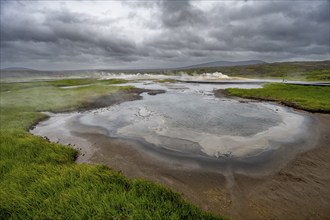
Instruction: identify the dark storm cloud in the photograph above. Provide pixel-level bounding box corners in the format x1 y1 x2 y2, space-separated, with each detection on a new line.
1 8 138 58
206 1 330 56
0 0 329 70
158 0 206 28
148 0 329 63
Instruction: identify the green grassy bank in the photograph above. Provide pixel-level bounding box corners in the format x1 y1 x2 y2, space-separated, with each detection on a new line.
0 79 223 219
226 83 330 112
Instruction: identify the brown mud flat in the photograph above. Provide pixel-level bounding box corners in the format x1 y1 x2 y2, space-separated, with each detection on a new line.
72 113 329 220
35 88 330 220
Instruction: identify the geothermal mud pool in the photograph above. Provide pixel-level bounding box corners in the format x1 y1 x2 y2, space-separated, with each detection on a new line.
32 81 316 176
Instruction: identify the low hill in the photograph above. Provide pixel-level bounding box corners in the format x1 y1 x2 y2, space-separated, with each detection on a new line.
1 60 329 82
173 60 330 81
1 67 38 71
181 60 267 69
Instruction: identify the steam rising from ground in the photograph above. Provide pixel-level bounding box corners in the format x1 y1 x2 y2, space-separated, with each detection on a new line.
98 72 235 81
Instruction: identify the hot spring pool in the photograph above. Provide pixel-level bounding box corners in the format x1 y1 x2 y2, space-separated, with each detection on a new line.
31 81 316 173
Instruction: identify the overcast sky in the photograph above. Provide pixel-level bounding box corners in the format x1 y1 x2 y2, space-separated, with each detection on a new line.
1 0 329 70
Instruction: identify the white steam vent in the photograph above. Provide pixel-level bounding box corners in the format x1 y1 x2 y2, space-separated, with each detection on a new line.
201 72 231 79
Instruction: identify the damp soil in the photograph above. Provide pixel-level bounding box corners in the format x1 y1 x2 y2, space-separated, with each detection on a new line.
62 113 329 220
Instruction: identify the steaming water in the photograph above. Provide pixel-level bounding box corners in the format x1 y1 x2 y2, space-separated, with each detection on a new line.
32 81 315 173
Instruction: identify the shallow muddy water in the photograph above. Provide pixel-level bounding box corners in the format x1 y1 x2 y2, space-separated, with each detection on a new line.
32 81 316 175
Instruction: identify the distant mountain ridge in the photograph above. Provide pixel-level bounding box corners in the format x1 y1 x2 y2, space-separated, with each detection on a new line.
1 67 38 71
1 60 267 72
1 60 328 82
180 60 267 69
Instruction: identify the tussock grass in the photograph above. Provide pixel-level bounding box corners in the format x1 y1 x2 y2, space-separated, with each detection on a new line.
226 83 330 112
0 79 224 219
